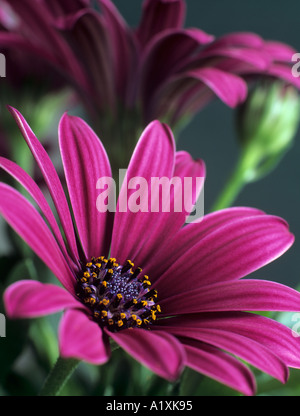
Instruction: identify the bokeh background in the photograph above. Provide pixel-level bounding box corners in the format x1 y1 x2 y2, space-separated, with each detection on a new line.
1 0 300 397
113 0 300 288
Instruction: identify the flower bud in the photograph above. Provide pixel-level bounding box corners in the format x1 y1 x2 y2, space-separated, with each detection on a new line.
237 80 300 152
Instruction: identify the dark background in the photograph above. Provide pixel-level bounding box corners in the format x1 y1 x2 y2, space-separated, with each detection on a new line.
113 0 300 287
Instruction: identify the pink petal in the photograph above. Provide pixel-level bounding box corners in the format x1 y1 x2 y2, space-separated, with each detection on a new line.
156 322 288 382
130 152 205 269
155 213 294 297
160 280 300 316
0 184 76 293
4 280 81 318
210 32 264 49
110 120 176 265
263 40 297 61
60 9 116 113
140 28 214 112
183 340 256 396
99 0 137 103
173 151 205 216
200 46 272 70
44 0 89 17
136 0 186 47
149 68 247 123
158 312 300 369
59 309 110 365
8 107 80 264
184 67 248 108
143 207 264 280
106 328 185 381
59 113 113 260
6 0 88 88
267 63 300 89
0 157 71 263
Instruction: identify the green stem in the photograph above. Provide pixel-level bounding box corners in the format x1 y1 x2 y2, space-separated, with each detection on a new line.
39 357 80 396
210 143 262 212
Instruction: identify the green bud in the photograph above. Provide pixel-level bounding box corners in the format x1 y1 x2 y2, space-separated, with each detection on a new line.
237 80 300 154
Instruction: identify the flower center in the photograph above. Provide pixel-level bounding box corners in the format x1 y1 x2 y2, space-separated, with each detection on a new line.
76 257 161 332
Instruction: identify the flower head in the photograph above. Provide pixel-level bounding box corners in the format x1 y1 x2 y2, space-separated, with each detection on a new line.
1 108 300 395
0 0 299 132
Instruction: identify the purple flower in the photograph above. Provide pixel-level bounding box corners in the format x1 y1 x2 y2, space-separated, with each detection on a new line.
1 107 300 395
0 0 299 129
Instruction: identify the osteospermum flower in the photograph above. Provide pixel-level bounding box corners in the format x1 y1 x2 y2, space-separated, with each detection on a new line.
0 0 299 133
2 108 300 395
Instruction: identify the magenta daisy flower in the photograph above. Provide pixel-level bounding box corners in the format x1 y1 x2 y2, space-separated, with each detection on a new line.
2 107 300 396
0 0 299 131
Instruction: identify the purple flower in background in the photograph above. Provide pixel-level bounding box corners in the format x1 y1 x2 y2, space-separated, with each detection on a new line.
0 0 299 130
1 108 300 395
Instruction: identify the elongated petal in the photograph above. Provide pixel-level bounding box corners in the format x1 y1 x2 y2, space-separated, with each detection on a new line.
106 328 185 381
7 0 88 88
157 312 300 368
60 9 116 113
181 67 248 108
59 113 113 260
131 152 205 268
136 0 186 46
173 151 205 216
0 157 71 263
144 207 264 279
200 46 271 70
183 339 256 396
263 40 296 61
266 63 300 89
110 121 176 265
140 29 214 112
210 32 264 49
8 107 80 263
160 280 300 316
0 184 75 293
155 323 288 382
59 309 110 365
155 214 294 296
4 280 81 318
150 68 247 123
99 0 137 102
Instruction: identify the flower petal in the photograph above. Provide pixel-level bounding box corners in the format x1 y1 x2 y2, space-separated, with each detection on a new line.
144 207 260 275
8 107 80 263
155 213 294 296
150 68 247 123
182 339 256 396
140 28 214 117
136 0 186 46
160 280 300 316
157 312 300 369
99 0 137 103
59 9 116 113
59 309 110 365
0 184 75 293
144 207 264 280
4 280 81 318
173 151 205 216
106 328 185 381
59 113 113 260
155 321 288 383
110 120 176 265
0 156 71 263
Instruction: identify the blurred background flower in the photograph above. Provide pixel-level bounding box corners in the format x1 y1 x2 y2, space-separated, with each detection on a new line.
0 0 299 168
